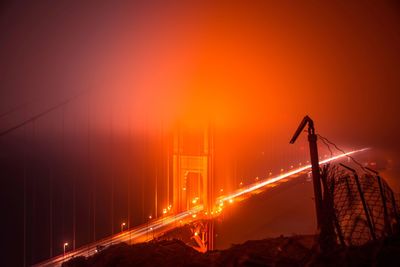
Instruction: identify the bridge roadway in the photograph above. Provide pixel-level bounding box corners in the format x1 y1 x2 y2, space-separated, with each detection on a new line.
33 206 204 267
34 148 367 266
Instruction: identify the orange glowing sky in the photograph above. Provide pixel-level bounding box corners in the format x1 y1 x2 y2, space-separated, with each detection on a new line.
2 3 400 264
1 1 400 153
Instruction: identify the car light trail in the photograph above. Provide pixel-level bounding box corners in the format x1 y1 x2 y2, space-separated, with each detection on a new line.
217 148 369 203
33 205 204 267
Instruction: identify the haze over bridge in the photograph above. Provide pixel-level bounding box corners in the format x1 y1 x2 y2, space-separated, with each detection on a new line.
35 149 366 266
0 94 369 266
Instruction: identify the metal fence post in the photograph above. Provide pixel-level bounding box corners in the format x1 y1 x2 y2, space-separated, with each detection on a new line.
390 190 400 233
365 168 391 235
340 164 376 241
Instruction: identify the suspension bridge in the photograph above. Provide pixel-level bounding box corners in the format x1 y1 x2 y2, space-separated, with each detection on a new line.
0 93 369 266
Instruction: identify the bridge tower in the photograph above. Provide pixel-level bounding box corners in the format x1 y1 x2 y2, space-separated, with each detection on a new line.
172 124 215 250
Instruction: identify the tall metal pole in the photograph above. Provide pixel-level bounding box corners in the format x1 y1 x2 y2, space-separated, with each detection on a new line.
290 116 323 229
290 116 335 250
307 121 324 229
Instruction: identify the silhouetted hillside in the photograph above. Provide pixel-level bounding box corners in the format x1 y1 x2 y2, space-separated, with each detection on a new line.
62 234 400 267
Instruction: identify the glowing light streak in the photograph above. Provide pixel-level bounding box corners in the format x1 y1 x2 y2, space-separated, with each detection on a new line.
36 148 369 266
218 148 369 203
34 205 204 266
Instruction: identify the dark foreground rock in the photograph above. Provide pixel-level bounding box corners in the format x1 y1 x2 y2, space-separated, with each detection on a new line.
63 235 400 267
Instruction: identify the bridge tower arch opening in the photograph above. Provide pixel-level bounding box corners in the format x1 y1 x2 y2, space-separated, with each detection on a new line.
172 126 214 213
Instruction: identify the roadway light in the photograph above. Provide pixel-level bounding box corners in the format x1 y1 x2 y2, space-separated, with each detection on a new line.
162 209 168 225
147 216 152 240
63 242 69 257
229 199 234 204
121 222 126 232
150 227 154 239
162 208 168 226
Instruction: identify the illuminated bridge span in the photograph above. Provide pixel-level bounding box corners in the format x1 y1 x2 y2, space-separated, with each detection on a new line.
33 206 204 267
0 94 370 266
217 148 369 204
35 149 367 266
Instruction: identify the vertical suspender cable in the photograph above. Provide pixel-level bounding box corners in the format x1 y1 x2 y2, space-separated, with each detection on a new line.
49 167 53 258
141 137 145 223
31 119 36 264
141 127 145 223
110 104 114 237
89 93 98 243
166 125 170 208
61 106 66 248
155 131 158 221
87 93 92 247
72 109 76 250
128 113 132 243
23 111 27 267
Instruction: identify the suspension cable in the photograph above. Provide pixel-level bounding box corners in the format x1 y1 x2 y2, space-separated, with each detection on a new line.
0 91 87 138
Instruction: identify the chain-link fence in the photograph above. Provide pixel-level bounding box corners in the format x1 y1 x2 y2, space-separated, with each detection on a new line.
323 165 400 246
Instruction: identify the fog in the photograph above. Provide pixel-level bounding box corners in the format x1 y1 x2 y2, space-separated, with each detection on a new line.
1 1 400 265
